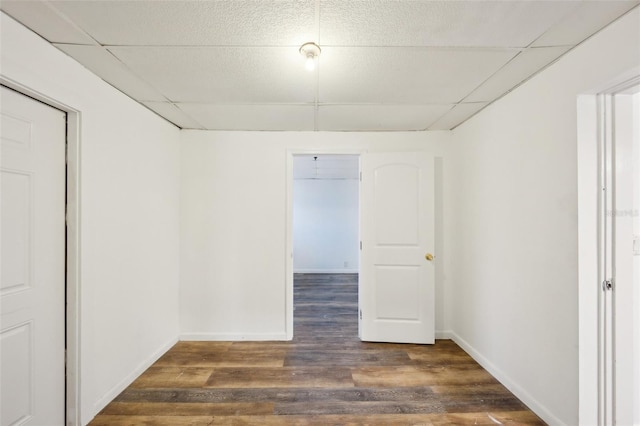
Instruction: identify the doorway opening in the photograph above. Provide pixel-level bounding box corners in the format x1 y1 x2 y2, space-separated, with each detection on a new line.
578 75 640 425
290 154 361 341
286 150 437 344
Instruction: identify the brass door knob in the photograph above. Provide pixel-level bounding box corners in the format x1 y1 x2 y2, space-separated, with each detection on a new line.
425 253 434 261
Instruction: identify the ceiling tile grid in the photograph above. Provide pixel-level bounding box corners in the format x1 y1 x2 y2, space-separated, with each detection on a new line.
1 0 638 131
176 103 316 131
0 0 97 45
464 46 572 103
142 102 206 130
107 46 318 104
318 47 519 104
428 102 488 131
318 104 453 131
49 0 318 47
319 0 579 47
54 44 169 102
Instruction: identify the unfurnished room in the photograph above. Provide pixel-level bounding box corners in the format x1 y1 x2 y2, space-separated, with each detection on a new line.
0 1 639 425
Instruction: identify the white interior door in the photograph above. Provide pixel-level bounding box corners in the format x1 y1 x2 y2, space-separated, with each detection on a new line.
1 86 66 425
360 152 435 344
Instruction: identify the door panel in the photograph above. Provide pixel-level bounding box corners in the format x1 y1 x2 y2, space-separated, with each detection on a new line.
1 171 30 293
360 152 435 344
1 322 32 425
1 86 66 425
373 165 420 245
375 266 420 320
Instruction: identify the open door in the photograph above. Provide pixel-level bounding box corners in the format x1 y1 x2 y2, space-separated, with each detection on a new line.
360 152 435 344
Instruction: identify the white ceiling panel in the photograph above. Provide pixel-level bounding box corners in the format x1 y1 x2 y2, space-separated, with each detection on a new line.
428 102 488 130
532 1 639 47
320 0 579 47
54 44 168 102
3 0 633 131
109 47 317 103
48 0 316 46
319 47 518 104
1 1 96 45
176 104 315 131
142 102 205 129
318 104 452 131
465 46 571 103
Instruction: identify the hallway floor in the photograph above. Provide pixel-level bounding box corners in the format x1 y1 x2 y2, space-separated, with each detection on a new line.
90 273 544 425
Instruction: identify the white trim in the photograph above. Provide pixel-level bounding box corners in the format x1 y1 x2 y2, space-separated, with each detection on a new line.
180 332 288 341
577 94 600 426
435 330 454 340
577 71 640 426
450 332 566 426
0 76 82 426
294 269 359 274
285 147 365 341
66 108 82 426
91 335 178 415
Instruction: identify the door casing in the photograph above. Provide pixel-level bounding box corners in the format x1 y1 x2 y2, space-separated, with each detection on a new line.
286 149 437 343
1 76 81 426
578 72 640 425
285 148 364 340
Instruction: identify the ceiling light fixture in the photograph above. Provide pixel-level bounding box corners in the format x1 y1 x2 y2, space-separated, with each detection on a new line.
299 42 321 71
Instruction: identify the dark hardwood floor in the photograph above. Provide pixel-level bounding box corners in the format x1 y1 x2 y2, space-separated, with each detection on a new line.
90 273 545 425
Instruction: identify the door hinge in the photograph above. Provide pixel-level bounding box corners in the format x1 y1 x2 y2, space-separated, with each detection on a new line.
359 309 362 320
602 279 613 291
360 241 362 250
360 171 362 182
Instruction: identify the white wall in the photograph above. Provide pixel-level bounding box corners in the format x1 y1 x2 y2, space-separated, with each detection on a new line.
450 8 640 426
180 131 454 339
293 178 359 273
0 13 181 424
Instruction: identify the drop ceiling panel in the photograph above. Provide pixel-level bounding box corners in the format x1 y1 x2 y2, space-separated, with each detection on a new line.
320 0 578 47
54 44 168 102
142 102 204 129
465 46 571 103
319 47 518 104
428 102 488 130
532 1 639 47
1 1 96 44
318 104 452 131
109 47 317 103
176 104 315 131
3 0 634 132
48 0 316 46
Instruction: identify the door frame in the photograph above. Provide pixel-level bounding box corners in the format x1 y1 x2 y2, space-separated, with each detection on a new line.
578 71 640 425
1 76 81 425
285 148 364 340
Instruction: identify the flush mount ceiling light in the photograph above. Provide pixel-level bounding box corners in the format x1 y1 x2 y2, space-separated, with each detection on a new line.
299 42 321 71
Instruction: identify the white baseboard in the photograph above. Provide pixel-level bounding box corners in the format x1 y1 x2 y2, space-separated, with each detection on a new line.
450 331 565 426
91 334 178 420
180 332 289 341
294 269 359 274
435 330 454 340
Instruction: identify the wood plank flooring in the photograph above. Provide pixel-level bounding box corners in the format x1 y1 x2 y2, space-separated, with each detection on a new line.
90 273 545 425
